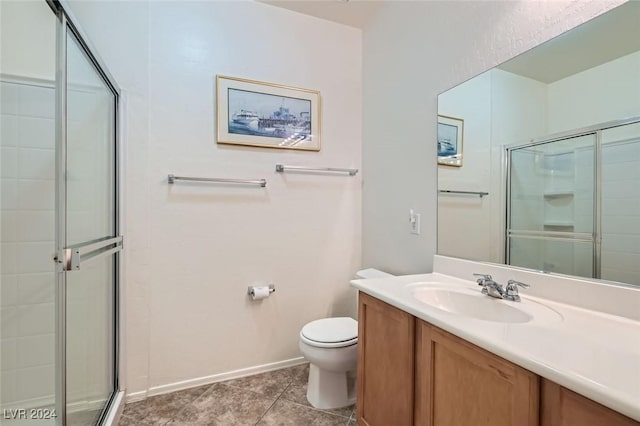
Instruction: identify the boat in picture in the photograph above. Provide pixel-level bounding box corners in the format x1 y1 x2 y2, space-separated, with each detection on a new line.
232 110 259 127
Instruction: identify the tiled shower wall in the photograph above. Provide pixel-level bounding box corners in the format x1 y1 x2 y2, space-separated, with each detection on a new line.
1 80 56 408
601 128 640 286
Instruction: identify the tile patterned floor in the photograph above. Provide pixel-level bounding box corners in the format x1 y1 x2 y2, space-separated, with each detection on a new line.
119 363 356 425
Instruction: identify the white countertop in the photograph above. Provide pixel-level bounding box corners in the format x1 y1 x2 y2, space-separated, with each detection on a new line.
351 272 640 421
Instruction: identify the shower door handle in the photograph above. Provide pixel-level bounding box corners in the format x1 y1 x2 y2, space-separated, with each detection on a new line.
54 236 123 271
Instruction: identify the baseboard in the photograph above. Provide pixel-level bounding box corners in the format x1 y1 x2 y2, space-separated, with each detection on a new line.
125 357 307 403
124 390 147 403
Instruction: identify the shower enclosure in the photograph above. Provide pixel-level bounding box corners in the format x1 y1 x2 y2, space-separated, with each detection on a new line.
1 1 122 425
506 119 640 286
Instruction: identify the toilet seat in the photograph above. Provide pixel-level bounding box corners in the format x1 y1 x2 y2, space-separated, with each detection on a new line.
300 317 358 349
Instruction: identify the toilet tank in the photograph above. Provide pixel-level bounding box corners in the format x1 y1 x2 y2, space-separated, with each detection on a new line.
355 268 393 279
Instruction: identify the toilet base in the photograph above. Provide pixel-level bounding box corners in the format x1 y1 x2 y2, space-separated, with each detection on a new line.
306 364 356 410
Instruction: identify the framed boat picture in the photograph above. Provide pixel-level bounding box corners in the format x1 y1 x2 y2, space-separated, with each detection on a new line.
437 115 464 167
216 75 321 151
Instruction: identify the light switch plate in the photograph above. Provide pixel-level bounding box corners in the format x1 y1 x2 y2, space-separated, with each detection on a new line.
410 210 421 235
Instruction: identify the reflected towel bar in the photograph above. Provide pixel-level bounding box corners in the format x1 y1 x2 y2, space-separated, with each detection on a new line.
275 164 358 176
168 174 267 187
439 190 489 198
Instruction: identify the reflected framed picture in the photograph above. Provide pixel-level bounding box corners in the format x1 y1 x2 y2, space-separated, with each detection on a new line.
437 115 464 167
216 75 321 151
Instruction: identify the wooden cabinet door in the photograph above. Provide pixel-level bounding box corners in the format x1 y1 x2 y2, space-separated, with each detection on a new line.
541 379 639 426
356 292 415 426
415 320 539 426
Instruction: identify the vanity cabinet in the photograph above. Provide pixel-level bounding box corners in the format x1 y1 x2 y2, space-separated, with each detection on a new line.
357 291 639 426
356 292 415 426
541 380 639 426
414 320 539 426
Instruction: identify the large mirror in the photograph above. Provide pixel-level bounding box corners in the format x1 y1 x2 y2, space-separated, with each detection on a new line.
437 1 640 287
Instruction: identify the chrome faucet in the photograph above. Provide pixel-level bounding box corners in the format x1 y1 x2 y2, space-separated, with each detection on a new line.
503 280 530 302
473 274 529 302
473 273 504 299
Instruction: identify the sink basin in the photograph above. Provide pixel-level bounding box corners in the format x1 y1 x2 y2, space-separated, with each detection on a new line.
410 285 562 323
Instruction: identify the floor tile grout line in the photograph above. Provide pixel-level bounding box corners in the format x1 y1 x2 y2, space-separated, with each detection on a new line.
273 396 354 421
253 385 289 426
252 369 299 425
160 382 217 425
219 380 292 401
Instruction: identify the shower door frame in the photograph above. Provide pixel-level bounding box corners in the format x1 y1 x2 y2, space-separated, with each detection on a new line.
504 116 640 279
47 0 124 424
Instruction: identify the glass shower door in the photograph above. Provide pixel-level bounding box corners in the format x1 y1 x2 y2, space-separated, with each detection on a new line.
57 25 120 426
507 134 597 278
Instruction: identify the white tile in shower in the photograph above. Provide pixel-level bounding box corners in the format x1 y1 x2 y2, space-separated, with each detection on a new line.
18 85 55 119
602 142 640 164
17 273 54 305
601 251 640 272
1 306 18 338
15 365 55 402
602 198 640 216
1 275 18 307
18 117 55 149
1 179 18 210
1 82 20 116
1 338 17 371
17 335 55 368
2 211 18 242
16 211 55 242
2 147 18 178
603 215 640 235
17 303 54 336
18 148 55 180
1 243 18 275
17 242 55 274
603 234 640 254
1 370 18 403
17 179 55 210
1 115 19 147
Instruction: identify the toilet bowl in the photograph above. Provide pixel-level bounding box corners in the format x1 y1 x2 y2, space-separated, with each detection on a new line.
299 317 358 409
299 268 393 410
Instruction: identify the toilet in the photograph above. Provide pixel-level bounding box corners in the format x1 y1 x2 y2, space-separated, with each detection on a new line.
299 268 393 409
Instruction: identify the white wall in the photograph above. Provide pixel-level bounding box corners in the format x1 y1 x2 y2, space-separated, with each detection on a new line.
69 0 362 395
0 1 55 81
146 1 361 389
547 50 640 133
362 0 626 274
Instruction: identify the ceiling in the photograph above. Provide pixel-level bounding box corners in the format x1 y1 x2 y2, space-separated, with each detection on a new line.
263 1 640 84
495 1 640 83
261 0 382 29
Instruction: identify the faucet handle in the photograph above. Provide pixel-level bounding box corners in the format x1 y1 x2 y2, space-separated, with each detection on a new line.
504 280 529 301
473 273 493 285
506 279 529 289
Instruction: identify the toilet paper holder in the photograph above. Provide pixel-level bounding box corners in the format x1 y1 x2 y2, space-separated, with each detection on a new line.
247 284 276 297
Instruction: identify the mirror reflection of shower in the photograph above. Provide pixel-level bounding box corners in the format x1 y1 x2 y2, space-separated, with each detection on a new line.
507 121 640 285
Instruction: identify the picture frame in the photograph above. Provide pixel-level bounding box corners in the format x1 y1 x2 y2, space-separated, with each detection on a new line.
216 75 321 151
437 115 464 167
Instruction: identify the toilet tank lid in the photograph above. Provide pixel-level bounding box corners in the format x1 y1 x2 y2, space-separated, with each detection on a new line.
355 268 393 279
301 317 357 344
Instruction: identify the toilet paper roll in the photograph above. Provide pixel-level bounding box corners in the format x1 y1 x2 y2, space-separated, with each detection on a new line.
251 286 271 300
